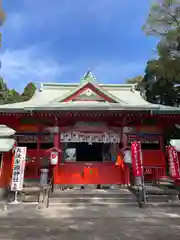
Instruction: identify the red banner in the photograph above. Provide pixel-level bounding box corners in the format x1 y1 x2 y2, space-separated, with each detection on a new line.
167 145 180 179
131 141 143 177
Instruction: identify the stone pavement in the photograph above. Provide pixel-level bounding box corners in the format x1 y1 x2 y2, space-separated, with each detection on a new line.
0 203 180 239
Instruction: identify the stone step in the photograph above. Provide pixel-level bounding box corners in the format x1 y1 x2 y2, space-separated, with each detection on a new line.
49 202 138 207
129 186 180 205
52 189 132 198
22 187 40 194
23 195 39 202
49 189 136 205
146 195 175 203
50 196 135 204
146 189 179 196
51 193 132 199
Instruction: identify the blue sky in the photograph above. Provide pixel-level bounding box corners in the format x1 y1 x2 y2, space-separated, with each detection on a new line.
1 0 158 91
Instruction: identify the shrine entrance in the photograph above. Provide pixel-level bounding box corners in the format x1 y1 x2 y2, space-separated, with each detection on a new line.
76 143 103 162
55 130 126 185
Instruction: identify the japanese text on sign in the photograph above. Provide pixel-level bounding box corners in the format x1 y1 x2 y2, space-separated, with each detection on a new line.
167 145 180 179
11 147 27 191
131 141 143 177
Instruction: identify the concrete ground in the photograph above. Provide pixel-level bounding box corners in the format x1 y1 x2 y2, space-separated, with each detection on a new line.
0 204 180 239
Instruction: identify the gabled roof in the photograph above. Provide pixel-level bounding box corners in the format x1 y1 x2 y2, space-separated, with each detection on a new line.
53 71 122 103
0 71 179 113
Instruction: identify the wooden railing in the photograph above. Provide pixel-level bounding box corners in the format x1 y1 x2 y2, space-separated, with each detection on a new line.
125 150 166 185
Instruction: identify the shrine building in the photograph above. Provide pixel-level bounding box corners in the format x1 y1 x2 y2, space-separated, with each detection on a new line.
0 71 180 188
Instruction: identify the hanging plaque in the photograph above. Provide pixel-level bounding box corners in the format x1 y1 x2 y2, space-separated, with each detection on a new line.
60 131 120 144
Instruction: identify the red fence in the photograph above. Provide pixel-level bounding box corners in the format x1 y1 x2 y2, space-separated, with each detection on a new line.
126 149 166 184
142 150 166 181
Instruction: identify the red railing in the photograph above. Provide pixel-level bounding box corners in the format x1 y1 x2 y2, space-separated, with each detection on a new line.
125 150 166 184
142 150 166 181
144 166 166 181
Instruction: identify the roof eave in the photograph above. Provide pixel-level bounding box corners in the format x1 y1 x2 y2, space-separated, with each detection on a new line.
24 106 156 112
152 108 180 114
0 108 31 113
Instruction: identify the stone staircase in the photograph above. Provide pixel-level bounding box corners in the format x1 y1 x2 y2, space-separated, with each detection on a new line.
7 182 41 203
145 185 180 205
5 182 180 208
49 188 137 207
130 184 180 207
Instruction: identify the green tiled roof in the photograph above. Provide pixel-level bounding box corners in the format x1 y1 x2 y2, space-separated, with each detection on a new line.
0 71 179 113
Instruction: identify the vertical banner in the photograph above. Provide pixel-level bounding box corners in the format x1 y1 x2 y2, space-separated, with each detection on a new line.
167 145 180 179
131 141 143 177
11 147 27 191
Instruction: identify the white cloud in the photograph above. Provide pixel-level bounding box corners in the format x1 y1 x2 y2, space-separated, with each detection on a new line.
0 45 146 88
0 45 71 91
1 0 150 88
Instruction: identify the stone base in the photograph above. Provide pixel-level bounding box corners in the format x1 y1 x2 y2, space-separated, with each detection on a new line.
54 184 128 190
0 187 9 200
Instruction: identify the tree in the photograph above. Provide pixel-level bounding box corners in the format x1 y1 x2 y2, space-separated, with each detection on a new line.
4 89 21 104
125 76 143 91
126 76 143 84
143 0 180 58
141 0 180 106
21 82 36 101
141 58 180 106
0 78 36 104
0 5 6 47
0 77 8 104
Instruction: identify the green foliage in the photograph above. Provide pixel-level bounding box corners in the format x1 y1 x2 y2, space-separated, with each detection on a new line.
126 76 143 90
143 0 180 58
0 77 8 104
141 58 180 106
126 76 143 84
0 78 36 104
4 89 21 104
141 0 180 106
21 82 36 101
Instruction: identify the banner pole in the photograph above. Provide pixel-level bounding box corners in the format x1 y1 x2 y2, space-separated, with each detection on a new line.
11 191 19 204
139 142 146 203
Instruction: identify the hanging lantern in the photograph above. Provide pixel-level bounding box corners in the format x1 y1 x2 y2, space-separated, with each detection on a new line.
50 151 58 165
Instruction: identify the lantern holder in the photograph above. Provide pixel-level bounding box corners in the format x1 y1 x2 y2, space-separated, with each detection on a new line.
45 147 62 154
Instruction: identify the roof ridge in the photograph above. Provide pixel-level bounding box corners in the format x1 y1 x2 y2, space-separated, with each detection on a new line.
39 82 135 89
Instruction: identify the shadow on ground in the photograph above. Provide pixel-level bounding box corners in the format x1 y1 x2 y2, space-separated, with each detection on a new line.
0 204 180 239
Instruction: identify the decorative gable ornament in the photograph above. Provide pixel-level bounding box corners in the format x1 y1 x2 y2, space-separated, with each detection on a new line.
61 70 119 103
80 88 94 97
80 70 97 83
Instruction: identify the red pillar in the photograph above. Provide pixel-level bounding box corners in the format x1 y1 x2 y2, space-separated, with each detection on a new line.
53 126 60 184
121 128 127 185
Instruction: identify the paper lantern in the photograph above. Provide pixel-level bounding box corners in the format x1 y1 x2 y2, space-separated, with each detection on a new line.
50 151 58 165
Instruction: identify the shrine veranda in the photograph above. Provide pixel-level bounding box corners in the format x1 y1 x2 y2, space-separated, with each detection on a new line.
0 72 180 188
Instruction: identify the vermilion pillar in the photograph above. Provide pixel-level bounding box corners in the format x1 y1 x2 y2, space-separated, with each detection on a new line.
53 126 60 185
53 126 59 149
